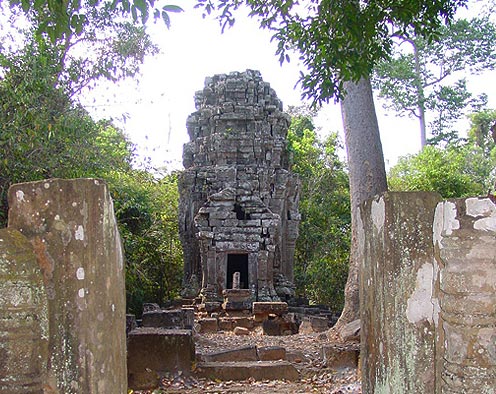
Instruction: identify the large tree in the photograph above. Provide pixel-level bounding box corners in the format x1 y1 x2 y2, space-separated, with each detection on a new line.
388 106 496 208
0 40 134 223
373 16 496 147
339 78 388 327
195 0 469 329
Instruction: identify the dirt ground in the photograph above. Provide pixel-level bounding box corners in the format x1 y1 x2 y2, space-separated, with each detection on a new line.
132 328 361 394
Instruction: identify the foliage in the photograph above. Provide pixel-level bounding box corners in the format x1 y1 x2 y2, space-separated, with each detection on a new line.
0 38 135 224
425 80 481 145
388 143 495 198
468 109 496 155
0 1 154 220
4 0 183 41
389 108 496 197
2 3 159 97
109 170 183 316
373 16 496 146
287 108 351 311
196 0 468 104
304 257 349 311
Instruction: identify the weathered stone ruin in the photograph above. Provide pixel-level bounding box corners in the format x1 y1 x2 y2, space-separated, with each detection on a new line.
359 192 496 394
2 79 494 393
2 179 126 394
178 70 300 305
127 327 195 390
0 228 48 394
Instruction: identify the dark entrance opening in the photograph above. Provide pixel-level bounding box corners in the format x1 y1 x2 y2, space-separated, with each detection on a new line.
226 254 249 289
234 203 251 220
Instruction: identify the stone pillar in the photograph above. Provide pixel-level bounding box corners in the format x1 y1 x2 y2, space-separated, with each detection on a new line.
207 249 217 288
257 249 272 301
8 179 126 394
248 252 258 299
199 241 220 303
359 192 442 393
433 197 496 393
0 229 48 394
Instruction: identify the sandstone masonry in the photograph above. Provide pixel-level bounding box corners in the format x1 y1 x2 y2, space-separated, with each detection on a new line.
0 228 48 394
360 192 496 394
7 179 127 394
178 70 300 303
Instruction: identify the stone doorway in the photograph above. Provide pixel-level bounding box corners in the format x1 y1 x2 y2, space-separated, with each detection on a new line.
226 254 249 289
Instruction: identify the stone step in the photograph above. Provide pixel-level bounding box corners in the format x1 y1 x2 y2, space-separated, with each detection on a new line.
200 346 258 362
195 361 300 381
199 345 287 362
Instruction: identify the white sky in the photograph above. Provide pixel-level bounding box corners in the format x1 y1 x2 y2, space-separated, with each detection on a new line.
81 2 496 172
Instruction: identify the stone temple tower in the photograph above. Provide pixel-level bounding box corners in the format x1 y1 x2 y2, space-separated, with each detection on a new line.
178 70 300 304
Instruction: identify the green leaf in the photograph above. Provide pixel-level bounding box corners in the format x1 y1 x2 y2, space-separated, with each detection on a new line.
162 5 183 13
162 10 170 29
133 0 147 14
133 0 149 23
46 26 57 42
20 0 31 12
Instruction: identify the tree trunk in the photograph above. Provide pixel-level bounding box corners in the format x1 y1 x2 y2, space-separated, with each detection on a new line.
334 77 388 331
